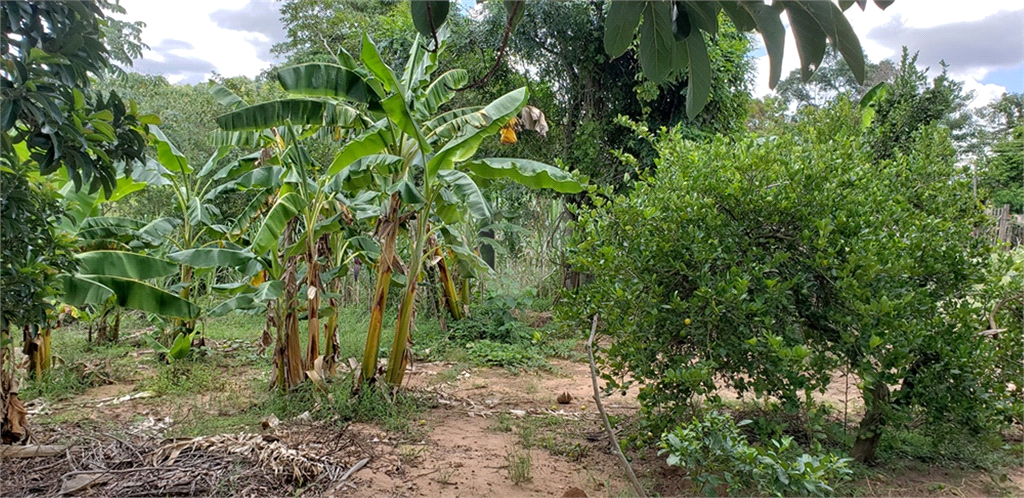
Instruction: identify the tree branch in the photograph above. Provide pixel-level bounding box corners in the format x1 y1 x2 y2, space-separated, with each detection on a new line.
587 314 646 498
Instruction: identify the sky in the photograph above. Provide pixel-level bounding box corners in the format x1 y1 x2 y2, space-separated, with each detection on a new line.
115 0 1023 108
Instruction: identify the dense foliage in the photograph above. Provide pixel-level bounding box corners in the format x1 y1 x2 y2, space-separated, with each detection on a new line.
564 99 1003 462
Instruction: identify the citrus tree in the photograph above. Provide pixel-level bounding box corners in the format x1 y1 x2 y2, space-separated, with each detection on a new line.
565 100 999 463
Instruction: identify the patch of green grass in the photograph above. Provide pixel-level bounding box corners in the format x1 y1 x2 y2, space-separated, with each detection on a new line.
876 425 1019 471
201 312 265 342
491 413 515 433
138 359 222 396
505 446 533 484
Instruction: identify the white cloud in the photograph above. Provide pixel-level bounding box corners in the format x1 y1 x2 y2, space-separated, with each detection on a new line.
750 2 1023 109
114 0 277 83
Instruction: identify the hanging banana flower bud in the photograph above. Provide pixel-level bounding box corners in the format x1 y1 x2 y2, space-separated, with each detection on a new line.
519 105 549 137
500 117 519 144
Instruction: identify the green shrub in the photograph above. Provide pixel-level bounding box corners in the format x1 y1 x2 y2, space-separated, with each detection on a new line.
417 293 553 369
565 99 1003 462
660 411 852 497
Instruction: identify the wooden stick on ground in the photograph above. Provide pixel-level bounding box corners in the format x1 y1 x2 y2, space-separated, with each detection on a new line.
587 314 646 498
1 444 69 458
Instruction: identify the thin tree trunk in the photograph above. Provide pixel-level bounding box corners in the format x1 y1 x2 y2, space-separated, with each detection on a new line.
851 381 889 463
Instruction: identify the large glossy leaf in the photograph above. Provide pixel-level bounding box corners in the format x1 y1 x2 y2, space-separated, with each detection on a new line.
208 83 246 110
208 280 283 317
102 176 147 203
684 32 711 120
437 170 489 219
97 275 200 319
783 2 827 82
463 158 582 194
229 189 273 237
330 154 403 192
720 2 756 31
360 33 399 93
682 1 719 36
423 106 485 142
137 217 179 245
251 191 306 256
186 197 219 226
196 145 236 178
276 63 380 103
742 2 786 89
801 0 865 84
204 167 284 200
504 0 526 32
58 274 113 306
638 1 676 84
381 93 431 152
418 69 468 117
76 250 178 280
62 274 201 319
410 1 450 41
604 1 644 58
216 98 328 132
167 247 255 268
149 126 190 174
426 88 528 177
326 123 393 175
392 180 425 206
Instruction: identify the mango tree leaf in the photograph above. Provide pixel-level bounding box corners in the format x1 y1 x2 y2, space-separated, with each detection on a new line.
276 63 381 103
410 1 450 40
463 158 582 194
685 32 712 120
604 1 644 58
638 1 676 84
252 191 306 256
682 1 719 36
504 0 526 31
720 2 756 31
800 0 866 84
76 250 178 280
742 2 786 89
783 2 827 81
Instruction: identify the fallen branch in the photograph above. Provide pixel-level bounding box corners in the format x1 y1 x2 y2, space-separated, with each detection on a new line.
1 444 69 458
340 457 370 482
587 314 646 498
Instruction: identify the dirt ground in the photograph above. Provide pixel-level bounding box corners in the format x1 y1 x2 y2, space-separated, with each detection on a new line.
3 357 1022 497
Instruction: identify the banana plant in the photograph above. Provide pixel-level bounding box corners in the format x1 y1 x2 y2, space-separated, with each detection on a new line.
53 168 198 345
207 82 382 390
215 32 582 390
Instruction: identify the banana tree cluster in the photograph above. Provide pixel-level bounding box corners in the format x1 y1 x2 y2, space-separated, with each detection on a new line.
211 32 581 391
